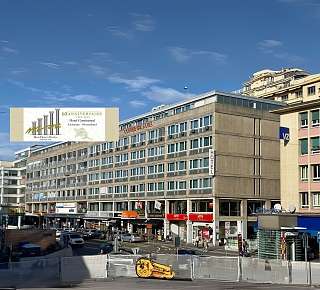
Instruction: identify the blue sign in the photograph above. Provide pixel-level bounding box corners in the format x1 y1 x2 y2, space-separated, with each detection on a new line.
279 127 290 141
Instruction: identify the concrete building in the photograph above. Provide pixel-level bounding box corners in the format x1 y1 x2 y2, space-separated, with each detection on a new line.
242 68 320 215
24 91 284 244
241 68 320 104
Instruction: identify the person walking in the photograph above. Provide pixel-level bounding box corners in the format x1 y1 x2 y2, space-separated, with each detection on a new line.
195 235 200 248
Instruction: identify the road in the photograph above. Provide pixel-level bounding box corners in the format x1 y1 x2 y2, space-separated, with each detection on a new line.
22 277 313 290
72 239 238 257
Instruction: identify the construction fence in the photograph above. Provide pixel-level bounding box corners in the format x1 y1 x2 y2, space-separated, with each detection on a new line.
0 254 320 287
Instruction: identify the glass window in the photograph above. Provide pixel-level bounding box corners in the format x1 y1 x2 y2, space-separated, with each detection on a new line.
300 165 308 181
300 192 309 208
191 139 199 149
300 139 308 155
178 161 186 171
308 86 316 96
191 120 199 129
300 112 308 128
313 192 320 207
312 164 320 181
219 200 241 216
312 110 320 126
168 163 175 172
168 181 175 190
311 137 320 153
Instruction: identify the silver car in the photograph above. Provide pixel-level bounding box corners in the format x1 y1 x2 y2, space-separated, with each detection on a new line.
121 233 144 243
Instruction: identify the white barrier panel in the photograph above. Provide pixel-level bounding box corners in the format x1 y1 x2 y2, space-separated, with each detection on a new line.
193 256 238 281
61 255 107 282
242 257 289 284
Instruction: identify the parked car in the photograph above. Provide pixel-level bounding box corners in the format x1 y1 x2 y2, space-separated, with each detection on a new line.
60 232 84 247
17 242 42 257
121 233 144 243
100 242 114 254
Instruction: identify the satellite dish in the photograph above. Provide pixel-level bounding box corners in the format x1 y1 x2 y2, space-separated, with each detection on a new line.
273 203 282 212
288 205 296 214
184 86 188 90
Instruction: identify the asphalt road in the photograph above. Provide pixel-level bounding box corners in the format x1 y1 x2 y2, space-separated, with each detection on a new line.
72 239 238 257
22 278 314 290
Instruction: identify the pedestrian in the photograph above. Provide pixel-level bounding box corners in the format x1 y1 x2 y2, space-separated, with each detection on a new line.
243 239 248 254
203 239 208 251
195 235 200 248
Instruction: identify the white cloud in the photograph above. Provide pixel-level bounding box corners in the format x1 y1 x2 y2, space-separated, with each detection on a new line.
131 13 155 32
108 75 160 91
258 39 283 53
168 46 227 63
43 94 103 104
106 26 133 39
10 68 28 75
88 64 109 77
63 61 79 65
258 39 304 63
39 62 60 69
1 46 19 54
129 100 147 108
143 86 194 103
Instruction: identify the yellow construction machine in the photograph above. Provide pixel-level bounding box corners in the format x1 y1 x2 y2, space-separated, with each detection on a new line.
135 257 175 279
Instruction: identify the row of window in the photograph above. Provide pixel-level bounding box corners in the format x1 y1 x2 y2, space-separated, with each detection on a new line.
87 137 213 167
299 137 320 155
300 164 320 181
300 192 320 208
88 158 210 180
87 178 213 194
299 109 320 128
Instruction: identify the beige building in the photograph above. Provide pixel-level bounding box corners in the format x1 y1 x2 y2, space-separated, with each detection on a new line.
24 91 284 244
243 68 320 214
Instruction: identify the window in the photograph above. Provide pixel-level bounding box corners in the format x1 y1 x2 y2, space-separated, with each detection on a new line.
203 115 213 127
300 192 309 208
178 161 186 171
300 165 308 181
300 112 308 128
308 86 316 96
312 164 320 181
167 181 175 190
219 200 241 216
313 192 320 207
300 139 308 155
295 90 303 98
312 110 320 126
168 162 175 172
311 137 320 153
191 119 199 130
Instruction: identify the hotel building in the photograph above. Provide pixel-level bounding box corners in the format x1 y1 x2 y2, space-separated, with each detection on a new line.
24 91 284 244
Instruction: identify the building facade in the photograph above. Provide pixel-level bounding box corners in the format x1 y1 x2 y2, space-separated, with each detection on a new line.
242 68 320 215
24 91 284 244
241 68 320 104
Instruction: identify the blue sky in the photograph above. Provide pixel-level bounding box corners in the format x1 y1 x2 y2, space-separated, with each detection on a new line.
1 0 320 160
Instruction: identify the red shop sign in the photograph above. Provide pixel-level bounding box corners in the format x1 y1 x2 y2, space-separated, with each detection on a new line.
188 213 213 222
166 213 188 221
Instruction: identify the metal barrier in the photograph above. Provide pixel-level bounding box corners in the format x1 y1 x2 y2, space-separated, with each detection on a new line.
193 256 239 281
61 255 107 282
0 258 60 288
241 257 290 284
1 253 320 286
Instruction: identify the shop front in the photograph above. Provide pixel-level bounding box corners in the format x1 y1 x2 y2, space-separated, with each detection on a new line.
189 213 214 244
166 213 188 242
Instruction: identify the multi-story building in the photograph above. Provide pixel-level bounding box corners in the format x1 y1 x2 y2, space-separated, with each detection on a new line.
242 68 320 215
25 91 284 244
241 68 320 104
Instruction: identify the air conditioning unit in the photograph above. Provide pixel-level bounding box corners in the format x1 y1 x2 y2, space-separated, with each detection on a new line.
149 140 154 144
169 135 173 139
181 132 186 137
205 126 210 131
191 129 196 134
